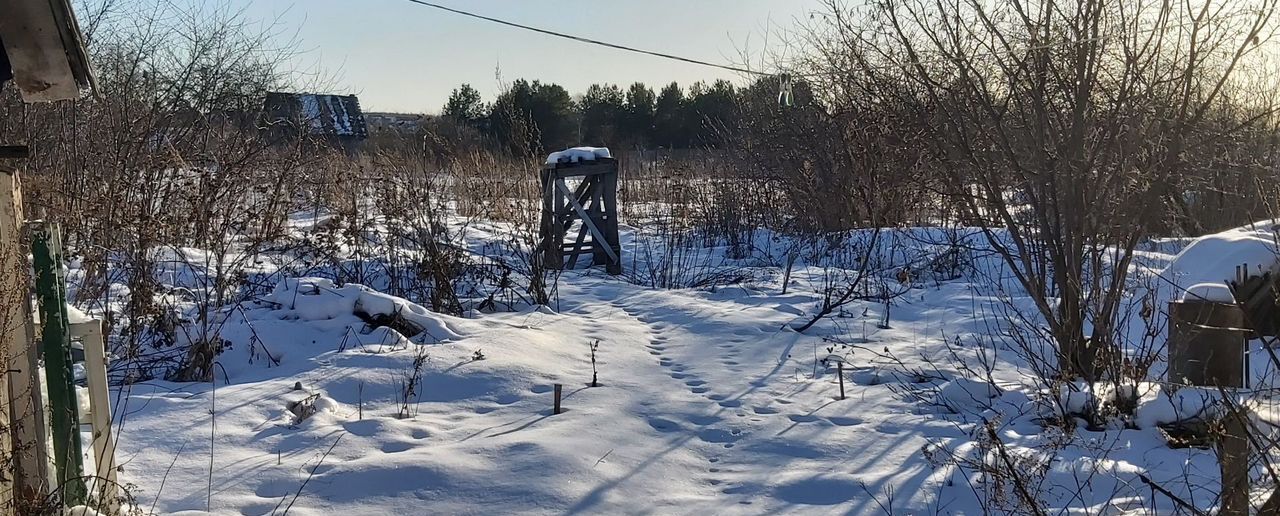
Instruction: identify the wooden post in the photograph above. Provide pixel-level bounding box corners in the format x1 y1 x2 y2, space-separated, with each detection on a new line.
1 167 49 511
541 170 565 271
600 167 621 275
32 223 86 506
72 320 118 511
553 384 562 415
0 165 20 514
8 282 48 509
837 362 845 401
1218 405 1249 516
1165 299 1251 515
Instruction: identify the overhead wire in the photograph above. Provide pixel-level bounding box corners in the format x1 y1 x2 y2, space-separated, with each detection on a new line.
400 0 769 76
397 0 1276 96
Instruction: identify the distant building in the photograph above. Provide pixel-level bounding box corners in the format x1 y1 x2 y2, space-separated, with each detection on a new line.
365 112 430 135
261 92 368 154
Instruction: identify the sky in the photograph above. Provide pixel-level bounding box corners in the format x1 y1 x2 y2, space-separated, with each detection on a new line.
236 0 820 113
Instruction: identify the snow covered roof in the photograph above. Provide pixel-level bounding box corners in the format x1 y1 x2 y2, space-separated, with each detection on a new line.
546 147 612 166
263 92 368 139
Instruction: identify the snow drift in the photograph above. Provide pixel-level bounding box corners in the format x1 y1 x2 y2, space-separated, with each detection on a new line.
1161 219 1280 301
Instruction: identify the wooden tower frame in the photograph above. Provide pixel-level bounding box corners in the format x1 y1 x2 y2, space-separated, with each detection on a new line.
539 158 622 275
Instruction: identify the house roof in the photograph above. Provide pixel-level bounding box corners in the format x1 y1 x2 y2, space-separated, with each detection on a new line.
0 0 96 101
263 92 368 139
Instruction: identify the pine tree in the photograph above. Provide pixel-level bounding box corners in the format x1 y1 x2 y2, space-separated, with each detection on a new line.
579 84 625 147
442 84 484 125
487 79 576 156
653 82 685 149
623 82 656 148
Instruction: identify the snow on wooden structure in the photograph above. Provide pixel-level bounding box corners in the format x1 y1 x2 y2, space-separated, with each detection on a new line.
539 147 622 275
1162 220 1280 337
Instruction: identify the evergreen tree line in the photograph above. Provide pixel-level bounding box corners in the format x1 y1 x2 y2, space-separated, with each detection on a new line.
440 79 744 155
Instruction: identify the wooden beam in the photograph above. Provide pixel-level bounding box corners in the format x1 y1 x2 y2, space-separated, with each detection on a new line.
557 176 596 233
566 177 598 269
71 320 119 511
556 179 618 264
540 173 564 270
545 161 618 179
0 146 30 160
6 286 46 509
600 167 622 275
0 166 19 515
1 166 49 511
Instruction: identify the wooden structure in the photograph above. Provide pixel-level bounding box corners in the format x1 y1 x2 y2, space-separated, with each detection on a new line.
1 1 98 511
1167 300 1247 387
539 158 622 275
0 166 52 512
0 166 30 512
1165 263 1280 388
1166 293 1252 516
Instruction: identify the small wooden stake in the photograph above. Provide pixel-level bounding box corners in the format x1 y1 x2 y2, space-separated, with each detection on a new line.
837 362 846 400
553 384 563 415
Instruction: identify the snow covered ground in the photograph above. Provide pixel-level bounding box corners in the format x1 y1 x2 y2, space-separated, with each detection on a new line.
114 272 991 515
75 214 1280 515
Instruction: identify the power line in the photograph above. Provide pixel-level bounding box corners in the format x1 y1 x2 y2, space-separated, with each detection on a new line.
399 0 1272 83
400 0 769 76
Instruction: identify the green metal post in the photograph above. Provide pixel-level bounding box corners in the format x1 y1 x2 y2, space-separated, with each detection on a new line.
32 223 85 505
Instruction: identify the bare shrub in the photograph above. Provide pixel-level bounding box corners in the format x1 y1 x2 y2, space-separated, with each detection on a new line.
397 346 430 419
798 0 1280 384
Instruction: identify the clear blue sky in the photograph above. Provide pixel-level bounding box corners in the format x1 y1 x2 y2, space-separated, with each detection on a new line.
238 0 818 113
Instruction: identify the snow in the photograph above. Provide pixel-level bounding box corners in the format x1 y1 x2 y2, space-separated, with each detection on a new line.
66 303 92 324
1133 384 1226 429
546 146 612 165
79 216 1272 515
126 275 994 514
1161 219 1280 299
1182 282 1236 302
936 377 1001 411
262 277 465 342
299 95 325 132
